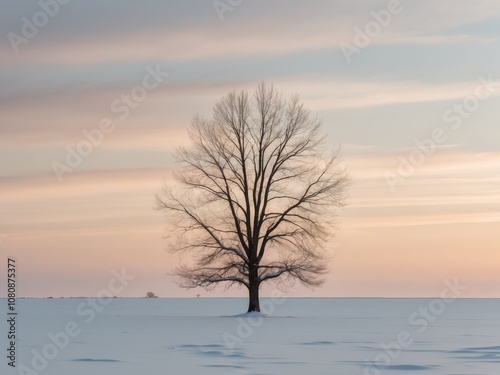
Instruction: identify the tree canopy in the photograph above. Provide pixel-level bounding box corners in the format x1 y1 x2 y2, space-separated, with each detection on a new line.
156 82 349 311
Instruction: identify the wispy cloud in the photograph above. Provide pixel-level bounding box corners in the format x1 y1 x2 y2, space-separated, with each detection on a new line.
275 78 500 110
2 0 499 66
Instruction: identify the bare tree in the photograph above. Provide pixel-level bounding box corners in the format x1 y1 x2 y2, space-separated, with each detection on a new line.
156 82 349 312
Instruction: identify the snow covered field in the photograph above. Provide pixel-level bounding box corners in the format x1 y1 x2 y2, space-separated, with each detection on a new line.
1 298 499 375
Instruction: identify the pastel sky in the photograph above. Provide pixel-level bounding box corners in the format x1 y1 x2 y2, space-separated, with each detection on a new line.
0 0 499 298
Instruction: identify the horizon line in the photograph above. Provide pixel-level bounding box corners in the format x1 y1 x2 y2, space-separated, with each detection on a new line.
1 296 498 300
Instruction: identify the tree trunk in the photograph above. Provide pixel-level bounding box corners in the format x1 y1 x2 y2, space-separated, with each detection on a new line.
247 268 260 312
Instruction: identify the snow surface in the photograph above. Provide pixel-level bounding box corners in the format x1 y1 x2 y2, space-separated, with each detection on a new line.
1 298 499 374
